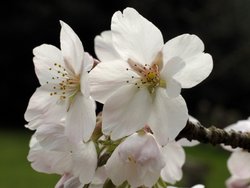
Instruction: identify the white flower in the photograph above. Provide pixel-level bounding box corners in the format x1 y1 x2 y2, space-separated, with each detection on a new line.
28 123 98 185
24 21 96 143
226 151 250 188
89 7 213 145
105 132 165 187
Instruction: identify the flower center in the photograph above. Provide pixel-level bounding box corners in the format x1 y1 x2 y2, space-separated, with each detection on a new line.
126 51 166 94
47 63 80 102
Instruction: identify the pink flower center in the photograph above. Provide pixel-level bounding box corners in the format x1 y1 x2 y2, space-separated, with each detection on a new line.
125 51 166 93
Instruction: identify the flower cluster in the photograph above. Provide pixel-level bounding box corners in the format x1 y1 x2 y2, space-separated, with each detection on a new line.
25 7 212 187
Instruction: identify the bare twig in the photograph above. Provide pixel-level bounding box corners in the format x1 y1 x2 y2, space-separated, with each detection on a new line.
176 119 250 151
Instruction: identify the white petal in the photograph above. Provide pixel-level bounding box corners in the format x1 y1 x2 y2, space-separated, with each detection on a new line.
228 151 250 179
164 34 204 60
167 185 205 188
60 21 84 75
34 123 64 139
89 60 135 103
192 185 205 188
105 148 126 186
28 150 72 174
33 44 64 85
161 57 185 80
174 53 213 88
102 85 152 140
143 171 161 187
225 119 250 133
72 141 97 184
33 123 69 151
65 93 96 143
226 176 250 188
149 89 188 145
83 52 94 72
177 138 199 147
94 31 120 61
25 105 66 130
111 7 164 64
28 141 72 174
161 142 185 184
80 71 90 97
163 34 213 88
125 162 144 187
91 166 107 185
165 78 182 98
24 85 64 124
161 57 185 98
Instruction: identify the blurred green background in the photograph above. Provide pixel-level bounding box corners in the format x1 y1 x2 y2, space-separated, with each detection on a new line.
0 131 59 188
2 0 250 187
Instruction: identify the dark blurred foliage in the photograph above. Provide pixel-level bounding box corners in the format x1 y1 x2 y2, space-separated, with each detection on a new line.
2 0 250 129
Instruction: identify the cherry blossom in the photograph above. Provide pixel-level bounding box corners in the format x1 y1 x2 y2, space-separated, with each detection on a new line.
105 132 165 187
89 7 213 145
28 122 97 185
105 132 187 187
25 21 96 143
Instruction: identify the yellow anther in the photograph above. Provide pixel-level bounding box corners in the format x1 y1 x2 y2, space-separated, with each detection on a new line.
147 72 156 80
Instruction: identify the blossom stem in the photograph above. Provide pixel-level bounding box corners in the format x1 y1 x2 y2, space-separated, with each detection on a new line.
176 119 250 151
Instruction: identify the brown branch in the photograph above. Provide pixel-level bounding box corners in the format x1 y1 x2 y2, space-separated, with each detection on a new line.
176 119 250 151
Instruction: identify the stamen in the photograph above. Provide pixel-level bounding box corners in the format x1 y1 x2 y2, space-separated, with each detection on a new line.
47 63 80 102
125 51 166 94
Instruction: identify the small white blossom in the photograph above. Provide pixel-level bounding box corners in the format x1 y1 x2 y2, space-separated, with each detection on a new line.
105 132 165 187
28 122 98 185
89 7 213 145
25 21 96 143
